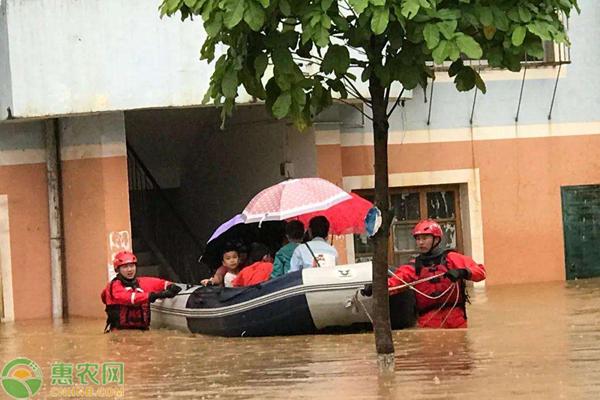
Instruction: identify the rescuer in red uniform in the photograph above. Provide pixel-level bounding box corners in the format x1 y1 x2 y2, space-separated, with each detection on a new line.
101 250 182 332
363 219 485 328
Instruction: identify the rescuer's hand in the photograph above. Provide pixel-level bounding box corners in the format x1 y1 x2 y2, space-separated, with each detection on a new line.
166 284 182 297
360 284 373 297
445 269 470 282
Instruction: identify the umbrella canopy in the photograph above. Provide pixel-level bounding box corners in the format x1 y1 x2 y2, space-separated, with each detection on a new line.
289 193 373 235
207 214 245 243
242 178 351 223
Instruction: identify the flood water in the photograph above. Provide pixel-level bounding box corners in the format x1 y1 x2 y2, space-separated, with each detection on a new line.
1 279 600 399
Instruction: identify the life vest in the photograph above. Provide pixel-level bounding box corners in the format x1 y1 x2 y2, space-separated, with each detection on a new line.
102 278 151 332
410 250 468 319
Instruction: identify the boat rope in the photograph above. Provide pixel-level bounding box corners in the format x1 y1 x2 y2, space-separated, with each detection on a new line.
388 271 454 299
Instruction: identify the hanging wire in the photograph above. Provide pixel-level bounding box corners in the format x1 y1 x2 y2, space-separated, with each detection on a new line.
548 64 562 120
469 88 478 126
515 58 528 122
426 78 435 125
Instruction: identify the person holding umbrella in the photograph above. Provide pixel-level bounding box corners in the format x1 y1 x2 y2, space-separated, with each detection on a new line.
289 216 338 271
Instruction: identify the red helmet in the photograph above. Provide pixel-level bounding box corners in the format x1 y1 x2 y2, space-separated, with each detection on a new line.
412 219 443 238
113 250 137 271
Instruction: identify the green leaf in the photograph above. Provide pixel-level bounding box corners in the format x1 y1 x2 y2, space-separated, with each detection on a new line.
183 0 197 8
437 20 457 40
279 0 291 15
321 45 350 76
371 6 390 34
257 0 269 7
244 1 265 31
272 92 292 118
518 5 532 23
448 59 463 77
447 40 460 61
388 22 404 49
492 7 509 31
291 86 306 108
221 66 238 98
436 9 461 20
454 66 475 91
321 0 334 11
527 21 552 41
204 12 223 37
223 0 246 28
483 25 496 40
401 0 420 19
487 47 503 67
423 23 440 49
432 40 448 64
456 34 483 59
474 70 487 93
512 25 527 46
349 0 369 14
479 7 493 26
525 39 544 60
370 0 385 6
254 53 268 77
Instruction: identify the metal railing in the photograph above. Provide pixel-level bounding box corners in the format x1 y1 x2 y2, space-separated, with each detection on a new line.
126 143 203 283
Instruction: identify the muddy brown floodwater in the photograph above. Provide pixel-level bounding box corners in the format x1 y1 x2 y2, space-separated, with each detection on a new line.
1 279 600 399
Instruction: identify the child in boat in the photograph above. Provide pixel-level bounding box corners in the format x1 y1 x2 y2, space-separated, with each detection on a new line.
200 243 241 288
232 243 274 287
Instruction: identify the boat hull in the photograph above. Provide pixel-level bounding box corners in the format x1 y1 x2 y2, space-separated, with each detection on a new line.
151 262 416 337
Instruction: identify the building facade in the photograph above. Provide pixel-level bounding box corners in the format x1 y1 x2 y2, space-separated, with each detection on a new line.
0 0 599 321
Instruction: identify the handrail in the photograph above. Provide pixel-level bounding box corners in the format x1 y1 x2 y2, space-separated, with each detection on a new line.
126 143 204 248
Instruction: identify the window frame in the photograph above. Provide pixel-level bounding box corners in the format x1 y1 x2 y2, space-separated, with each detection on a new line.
353 184 463 265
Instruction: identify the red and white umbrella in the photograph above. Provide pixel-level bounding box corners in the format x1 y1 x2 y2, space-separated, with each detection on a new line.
242 178 352 223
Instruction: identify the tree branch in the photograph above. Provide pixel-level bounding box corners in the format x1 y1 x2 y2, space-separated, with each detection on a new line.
343 0 358 18
337 98 373 121
386 88 405 118
343 76 371 104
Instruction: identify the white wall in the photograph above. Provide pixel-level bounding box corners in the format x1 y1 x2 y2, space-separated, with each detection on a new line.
0 0 12 120
125 105 317 244
4 0 247 119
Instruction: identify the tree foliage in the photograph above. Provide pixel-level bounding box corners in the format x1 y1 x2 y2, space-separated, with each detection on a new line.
161 0 578 128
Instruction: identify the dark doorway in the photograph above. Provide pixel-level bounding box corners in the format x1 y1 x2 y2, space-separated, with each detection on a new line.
561 185 600 280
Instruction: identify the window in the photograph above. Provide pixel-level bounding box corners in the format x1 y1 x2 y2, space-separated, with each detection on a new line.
353 185 462 265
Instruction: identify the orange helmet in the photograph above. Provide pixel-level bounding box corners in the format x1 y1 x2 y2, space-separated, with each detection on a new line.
112 250 137 271
411 219 443 238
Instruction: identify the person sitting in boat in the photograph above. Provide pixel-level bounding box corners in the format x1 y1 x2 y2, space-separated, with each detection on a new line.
101 250 182 332
289 216 338 271
271 220 305 279
232 243 274 287
200 243 241 287
363 219 485 329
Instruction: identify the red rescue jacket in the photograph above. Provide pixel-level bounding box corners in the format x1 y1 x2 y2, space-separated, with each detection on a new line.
388 250 485 329
100 276 171 332
232 262 274 287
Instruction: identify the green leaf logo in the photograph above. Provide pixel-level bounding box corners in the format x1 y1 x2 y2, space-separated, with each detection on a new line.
1 358 43 399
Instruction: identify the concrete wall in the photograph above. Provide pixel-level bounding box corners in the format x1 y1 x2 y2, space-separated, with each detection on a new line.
2 0 241 119
125 105 317 245
0 121 50 320
0 0 12 120
60 113 130 318
0 113 130 320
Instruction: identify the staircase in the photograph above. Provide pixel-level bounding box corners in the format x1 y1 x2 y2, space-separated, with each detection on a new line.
126 143 204 283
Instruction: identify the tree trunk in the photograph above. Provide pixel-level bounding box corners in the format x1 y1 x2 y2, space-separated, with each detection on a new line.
369 75 395 371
